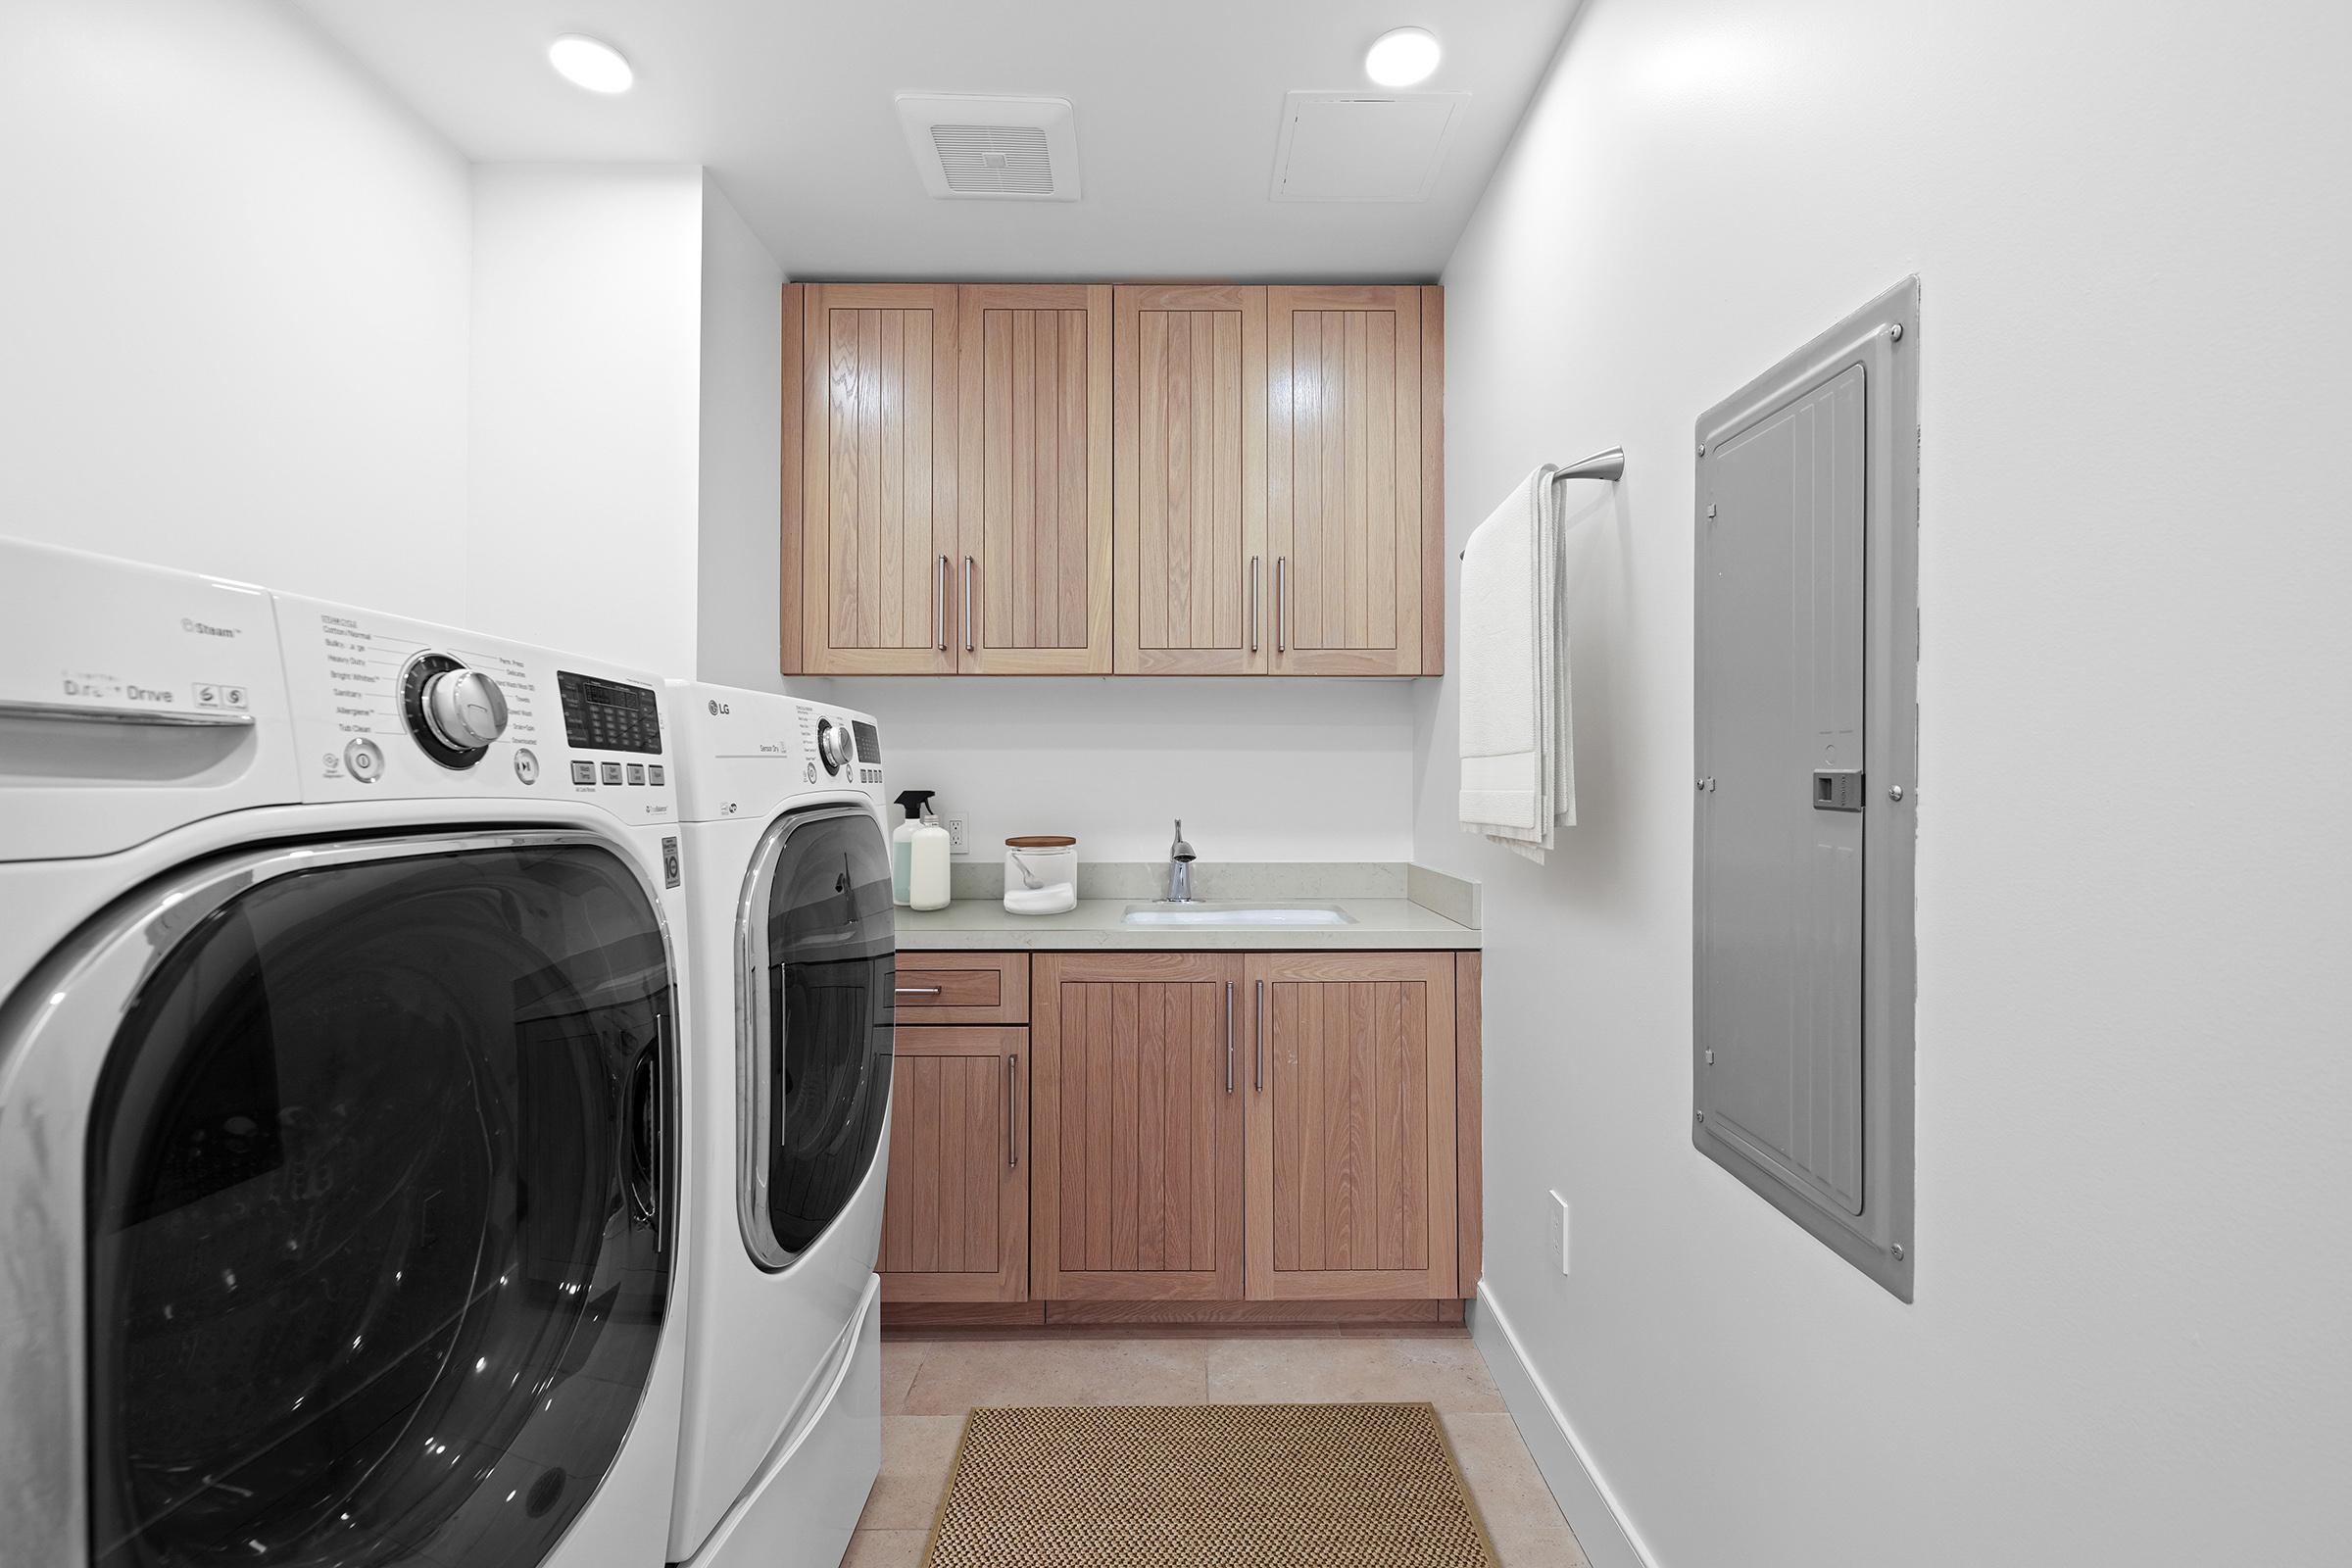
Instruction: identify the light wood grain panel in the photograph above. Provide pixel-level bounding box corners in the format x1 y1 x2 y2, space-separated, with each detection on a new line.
894 952 1029 1024
780 284 808 672
1032 954 1246 1299
1245 952 1456 1299
1268 286 1424 675
799 284 958 672
1114 285 1268 673
1420 286 1446 675
1454 950 1481 1298
956 284 1112 672
1046 1298 1447 1326
879 1026 1028 1302
881 1300 1047 1329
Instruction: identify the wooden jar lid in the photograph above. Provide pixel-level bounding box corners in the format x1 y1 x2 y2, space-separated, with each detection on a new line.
1004 835 1077 848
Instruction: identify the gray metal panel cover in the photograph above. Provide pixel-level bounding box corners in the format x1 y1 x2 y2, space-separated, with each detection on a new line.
1694 277 1918 1300
1696 366 1867 1215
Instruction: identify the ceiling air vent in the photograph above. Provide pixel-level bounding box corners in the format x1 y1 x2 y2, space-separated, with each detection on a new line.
896 94 1080 202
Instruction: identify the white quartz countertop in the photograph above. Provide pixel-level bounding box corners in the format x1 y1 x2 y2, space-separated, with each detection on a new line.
894 896 1480 951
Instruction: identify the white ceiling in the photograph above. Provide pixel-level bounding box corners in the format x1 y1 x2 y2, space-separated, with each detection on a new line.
291 0 1580 280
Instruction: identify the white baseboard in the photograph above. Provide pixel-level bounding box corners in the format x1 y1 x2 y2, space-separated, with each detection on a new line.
1469 1283 1659 1568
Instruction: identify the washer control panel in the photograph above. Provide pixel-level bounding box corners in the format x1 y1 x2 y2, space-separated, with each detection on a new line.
274 592 674 820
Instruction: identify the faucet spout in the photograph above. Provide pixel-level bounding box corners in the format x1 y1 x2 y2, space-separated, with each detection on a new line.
1165 818 1199 903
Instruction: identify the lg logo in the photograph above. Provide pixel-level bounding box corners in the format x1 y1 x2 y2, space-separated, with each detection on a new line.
708 699 731 715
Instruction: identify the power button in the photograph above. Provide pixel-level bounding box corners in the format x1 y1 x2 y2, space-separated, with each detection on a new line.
344 738 385 784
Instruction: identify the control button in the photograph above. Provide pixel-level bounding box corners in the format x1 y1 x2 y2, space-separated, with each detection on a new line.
626 763 646 785
514 748 539 785
344 738 384 784
648 764 665 785
570 760 596 785
601 762 623 785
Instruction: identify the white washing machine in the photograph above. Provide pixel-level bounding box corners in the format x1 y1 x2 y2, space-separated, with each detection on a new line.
0 537 693 1568
664 682 893 1568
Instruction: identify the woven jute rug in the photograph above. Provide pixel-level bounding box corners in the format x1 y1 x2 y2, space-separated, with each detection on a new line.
921 1401 1499 1567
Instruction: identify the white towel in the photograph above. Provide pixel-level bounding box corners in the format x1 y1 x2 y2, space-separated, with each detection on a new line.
1458 465 1574 861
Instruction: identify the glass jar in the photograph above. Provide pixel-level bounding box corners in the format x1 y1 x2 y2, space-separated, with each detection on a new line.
1003 836 1079 915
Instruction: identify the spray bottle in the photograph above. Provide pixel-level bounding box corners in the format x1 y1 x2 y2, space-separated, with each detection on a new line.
892 790 952 911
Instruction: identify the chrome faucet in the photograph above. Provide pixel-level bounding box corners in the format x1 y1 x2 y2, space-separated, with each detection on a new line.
1164 819 1199 903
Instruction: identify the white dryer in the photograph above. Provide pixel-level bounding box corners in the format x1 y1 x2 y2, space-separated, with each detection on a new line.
0 538 693 1568
664 682 893 1568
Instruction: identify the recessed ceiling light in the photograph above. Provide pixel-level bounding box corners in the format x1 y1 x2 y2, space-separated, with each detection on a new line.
1365 26 1442 87
548 34 633 94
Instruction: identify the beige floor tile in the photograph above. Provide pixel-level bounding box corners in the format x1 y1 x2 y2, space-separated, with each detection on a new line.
857 1415 964 1532
1201 1334 1507 1411
900 1337 1209 1415
879 1338 930 1415
841 1528 928 1567
1442 1411 1591 1568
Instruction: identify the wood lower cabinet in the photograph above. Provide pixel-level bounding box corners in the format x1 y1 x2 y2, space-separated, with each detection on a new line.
879 1026 1028 1302
1245 952 1457 1299
878 949 1477 1320
1030 954 1248 1299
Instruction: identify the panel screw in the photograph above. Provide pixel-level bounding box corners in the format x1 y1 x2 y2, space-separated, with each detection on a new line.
1887 784 1905 802
1886 321 1905 342
1695 443 1707 457
1891 1243 1906 1261
1695 776 1715 792
1706 504 1718 518
1694 1109 1705 1122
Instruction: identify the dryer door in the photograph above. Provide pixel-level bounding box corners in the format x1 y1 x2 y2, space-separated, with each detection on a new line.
737 805 895 1270
0 832 675 1568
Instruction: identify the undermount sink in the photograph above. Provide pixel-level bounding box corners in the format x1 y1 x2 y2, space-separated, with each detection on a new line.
1119 902 1356 928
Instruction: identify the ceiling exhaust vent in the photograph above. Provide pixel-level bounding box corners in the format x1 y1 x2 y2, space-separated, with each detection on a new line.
896 94 1080 202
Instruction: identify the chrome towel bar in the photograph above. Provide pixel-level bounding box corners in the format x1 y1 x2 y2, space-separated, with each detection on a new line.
1459 447 1625 558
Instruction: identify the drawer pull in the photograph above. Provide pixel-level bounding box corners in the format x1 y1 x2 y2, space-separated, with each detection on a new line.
1224 981 1236 1095
1006 1054 1019 1167
895 986 943 998
1254 978 1266 1092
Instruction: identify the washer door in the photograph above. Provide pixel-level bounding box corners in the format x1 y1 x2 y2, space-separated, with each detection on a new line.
737 806 895 1270
26 833 675 1568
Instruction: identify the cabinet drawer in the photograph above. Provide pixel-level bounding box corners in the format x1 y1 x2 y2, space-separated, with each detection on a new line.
894 952 1029 1024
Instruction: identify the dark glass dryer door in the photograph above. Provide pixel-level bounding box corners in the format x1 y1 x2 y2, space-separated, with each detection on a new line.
738 806 895 1269
78 833 675 1568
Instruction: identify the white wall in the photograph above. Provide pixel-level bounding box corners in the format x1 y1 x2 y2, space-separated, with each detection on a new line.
830 678 1418 863
0 0 470 620
695 176 787 692
466 164 706 668
1419 2 2352 1565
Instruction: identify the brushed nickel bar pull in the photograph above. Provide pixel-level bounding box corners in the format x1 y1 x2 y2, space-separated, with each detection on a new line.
1250 557 1261 655
962 557 976 654
1254 979 1266 1092
1006 1053 1019 1167
894 986 943 998
1275 557 1287 655
1224 981 1236 1095
934 555 948 650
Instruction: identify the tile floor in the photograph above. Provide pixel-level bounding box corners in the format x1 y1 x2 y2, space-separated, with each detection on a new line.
848 1329 1592 1567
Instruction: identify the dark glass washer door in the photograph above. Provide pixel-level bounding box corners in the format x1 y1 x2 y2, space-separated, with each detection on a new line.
83 837 673 1568
739 807 894 1269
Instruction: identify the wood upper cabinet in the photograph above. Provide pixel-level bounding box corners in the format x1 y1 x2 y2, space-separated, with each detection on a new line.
1113 286 1268 674
784 282 1443 676
1267 286 1440 675
793 283 960 672
956 285 1113 672
1031 953 1248 1299
1246 952 1457 1298
879 1026 1028 1301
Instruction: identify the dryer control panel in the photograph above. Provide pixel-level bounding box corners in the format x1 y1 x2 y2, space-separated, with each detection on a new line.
666 681 887 825
275 595 676 822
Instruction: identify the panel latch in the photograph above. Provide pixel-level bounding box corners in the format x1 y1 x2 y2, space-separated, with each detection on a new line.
1811 769 1865 811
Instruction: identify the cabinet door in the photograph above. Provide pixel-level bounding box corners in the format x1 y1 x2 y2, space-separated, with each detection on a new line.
1246 952 1456 1298
1113 286 1268 674
879 1027 1027 1302
1032 954 1247 1298
956 285 1113 673
1267 286 1429 675
798 284 960 673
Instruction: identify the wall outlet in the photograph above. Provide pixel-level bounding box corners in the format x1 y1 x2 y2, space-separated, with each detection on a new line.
941 811 972 858
1547 1189 1571 1277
